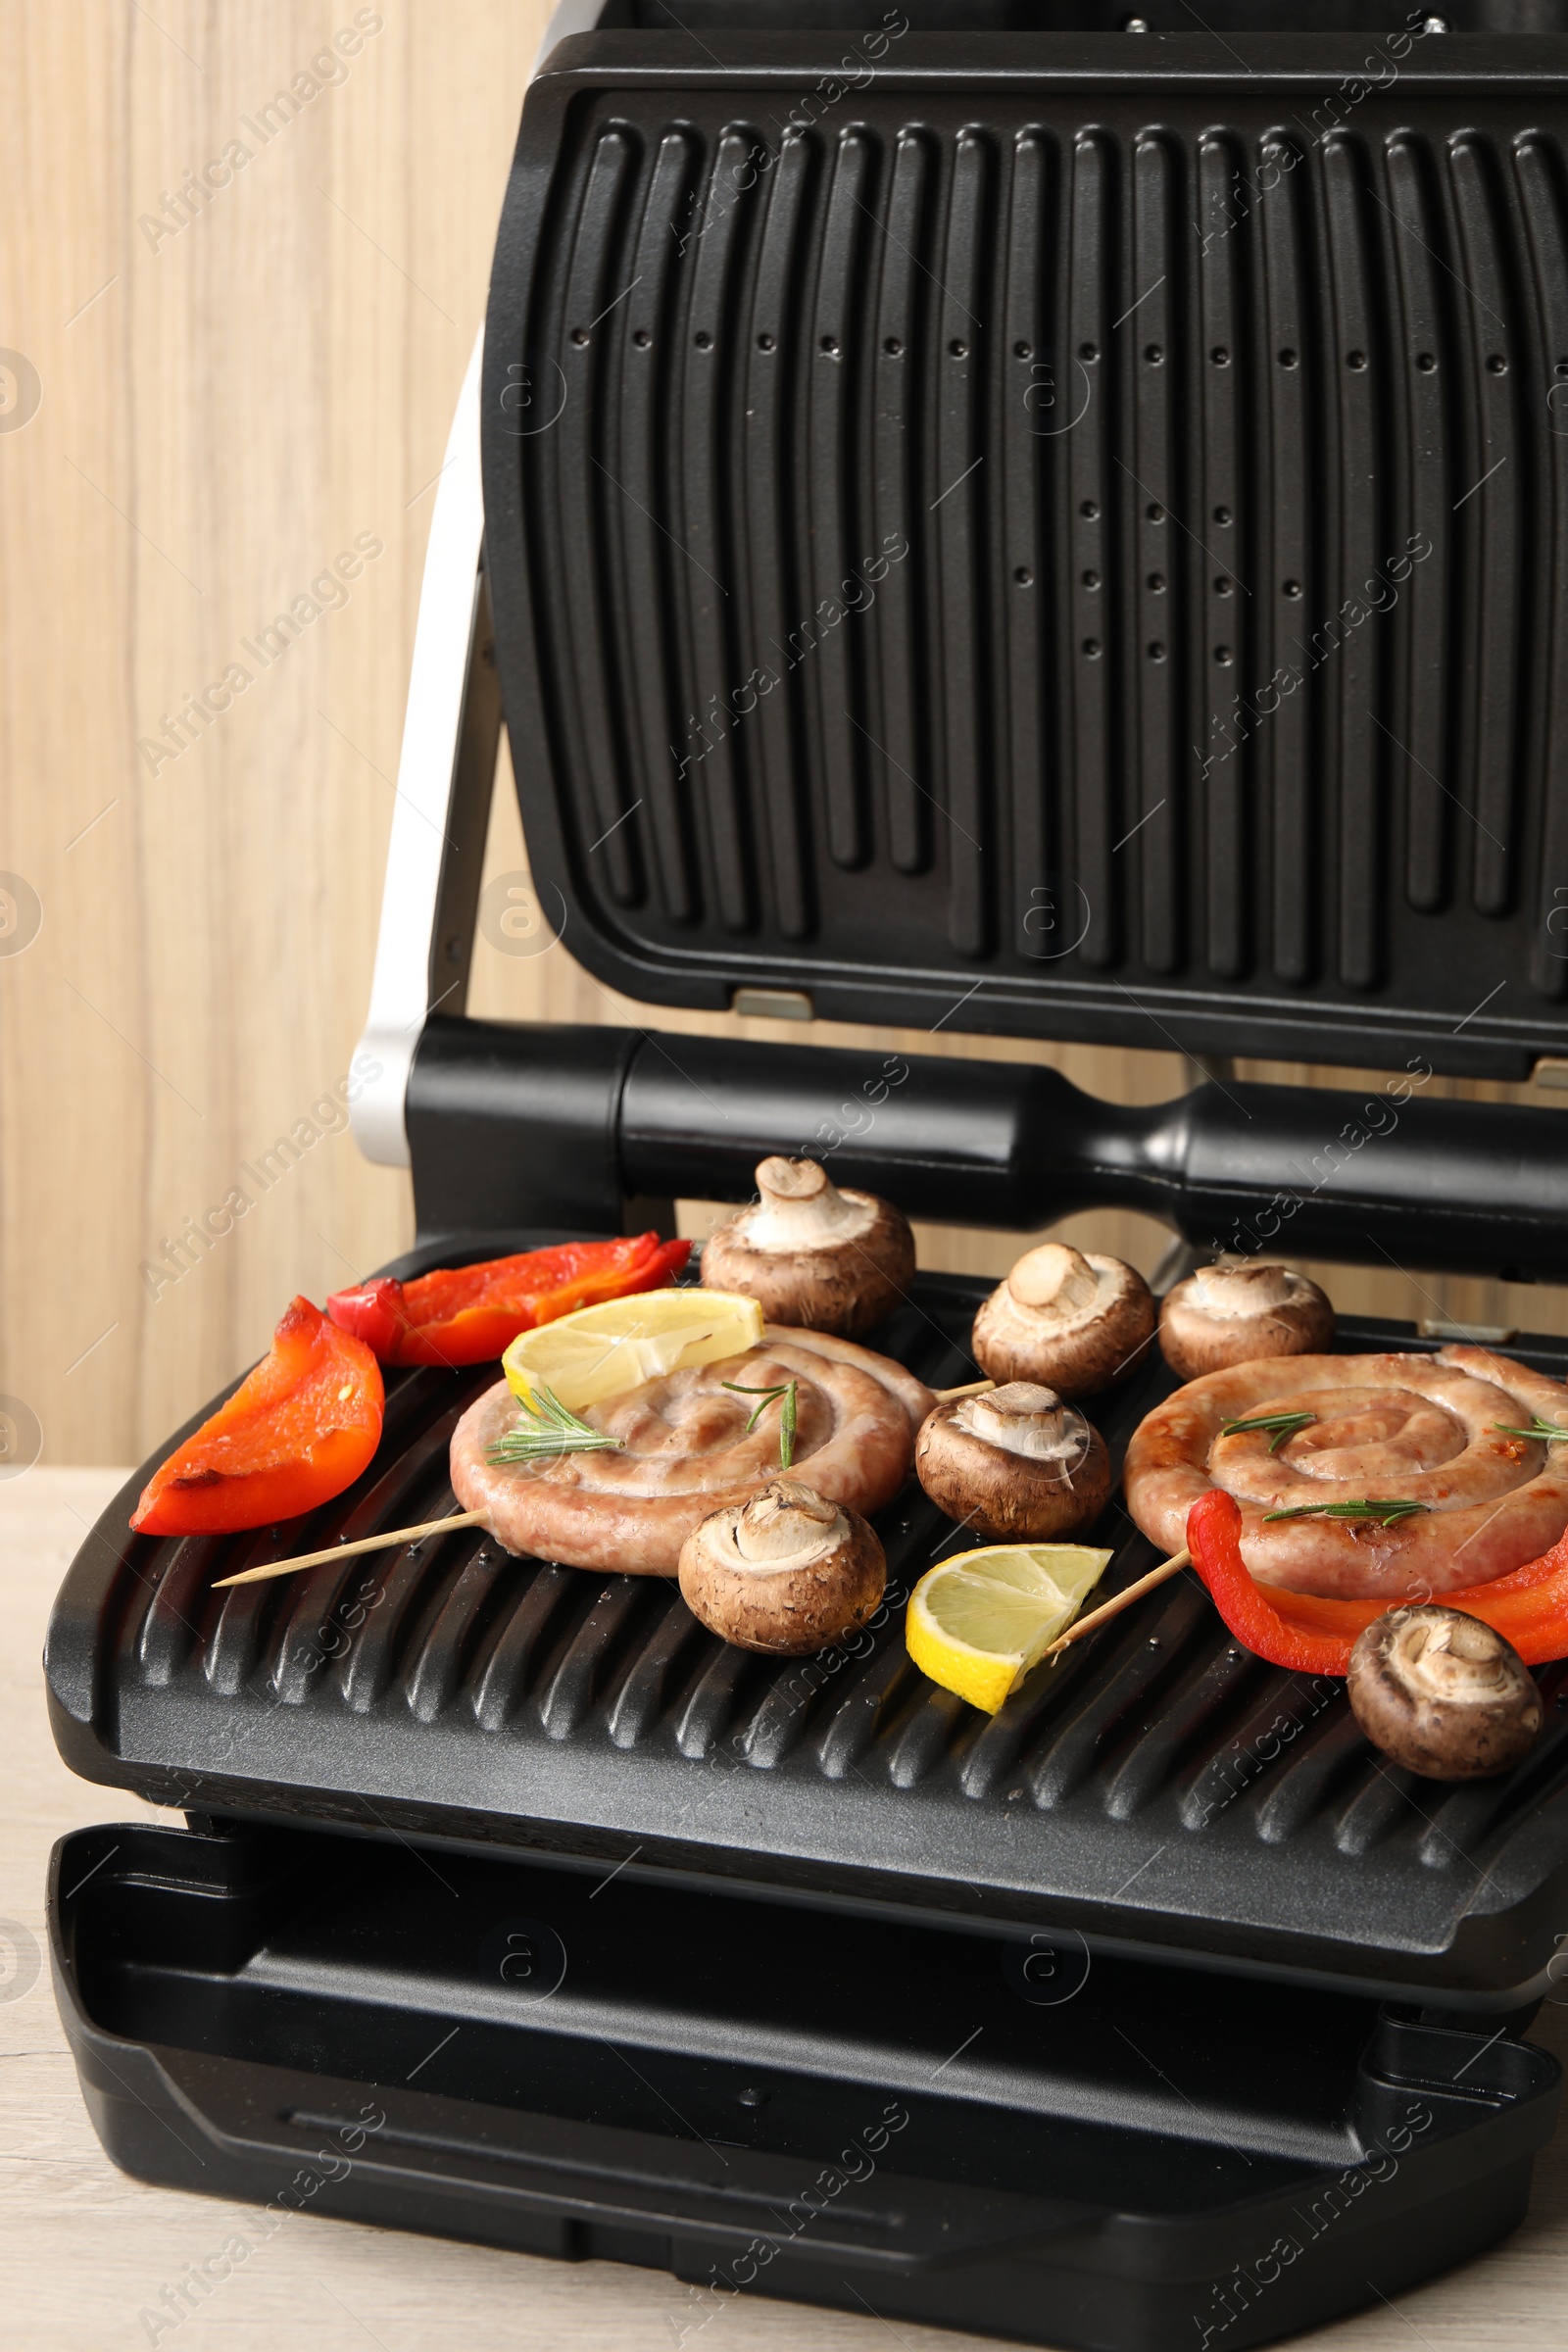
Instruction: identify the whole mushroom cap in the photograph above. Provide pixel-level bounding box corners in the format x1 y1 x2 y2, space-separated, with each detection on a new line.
1158 1260 1334 1383
916 1380 1110 1542
700 1156 914 1338
1348 1603 1542 1780
971 1244 1155 1399
678 1477 887 1655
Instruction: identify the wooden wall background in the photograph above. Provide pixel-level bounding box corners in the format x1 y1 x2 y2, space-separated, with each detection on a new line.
3 0 1566 1471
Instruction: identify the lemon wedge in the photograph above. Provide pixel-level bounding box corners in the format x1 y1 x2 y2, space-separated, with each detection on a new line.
502 1287 764 1414
906 1544 1114 1714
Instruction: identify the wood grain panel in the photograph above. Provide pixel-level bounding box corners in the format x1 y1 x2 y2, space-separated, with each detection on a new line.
0 0 536 1466
3 0 1566 1477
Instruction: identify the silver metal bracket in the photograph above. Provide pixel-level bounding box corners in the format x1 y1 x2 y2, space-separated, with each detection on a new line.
351 0 608 1170
351 331 493 1168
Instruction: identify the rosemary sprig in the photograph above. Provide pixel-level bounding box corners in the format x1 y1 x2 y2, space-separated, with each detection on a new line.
485 1382 626 1466
1220 1408 1316 1455
722 1378 799 1470
1263 1497 1428 1527
1494 1417 1568 1443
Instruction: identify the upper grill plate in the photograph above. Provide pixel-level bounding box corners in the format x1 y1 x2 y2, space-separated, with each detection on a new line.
483 29 1568 1073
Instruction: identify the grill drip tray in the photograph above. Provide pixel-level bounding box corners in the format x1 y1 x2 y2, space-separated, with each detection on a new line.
48 1819 1559 2352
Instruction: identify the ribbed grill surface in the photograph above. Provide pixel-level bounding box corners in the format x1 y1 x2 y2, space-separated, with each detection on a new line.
490 61 1568 1052
60 1282 1568 1995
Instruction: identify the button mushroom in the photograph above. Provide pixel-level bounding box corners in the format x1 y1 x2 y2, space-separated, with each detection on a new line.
916 1381 1110 1542
971 1244 1155 1398
1159 1260 1334 1383
1348 1603 1542 1780
700 1156 915 1337
678 1477 886 1654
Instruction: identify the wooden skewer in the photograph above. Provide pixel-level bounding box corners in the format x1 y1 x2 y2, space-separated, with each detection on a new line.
1042 1548 1192 1660
212 1380 996 1592
212 1510 486 1590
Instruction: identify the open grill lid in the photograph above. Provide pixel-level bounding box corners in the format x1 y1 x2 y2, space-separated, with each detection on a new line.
42 1271 1568 2013
482 15 1568 1075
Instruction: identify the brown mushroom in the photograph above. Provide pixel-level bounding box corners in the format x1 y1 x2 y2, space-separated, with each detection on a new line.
916 1381 1110 1542
1158 1260 1334 1383
677 1477 887 1655
700 1156 914 1338
971 1244 1155 1399
1348 1604 1542 1780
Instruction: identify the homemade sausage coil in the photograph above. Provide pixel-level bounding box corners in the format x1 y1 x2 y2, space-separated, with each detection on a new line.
450 1330 930 1573
1126 1346 1568 1598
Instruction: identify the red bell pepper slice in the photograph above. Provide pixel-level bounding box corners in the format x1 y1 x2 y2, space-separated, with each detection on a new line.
130 1297 384 1537
1187 1487 1568 1672
325 1232 693 1367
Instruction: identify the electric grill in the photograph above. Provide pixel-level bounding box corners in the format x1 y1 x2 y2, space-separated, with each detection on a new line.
45 4 1568 2344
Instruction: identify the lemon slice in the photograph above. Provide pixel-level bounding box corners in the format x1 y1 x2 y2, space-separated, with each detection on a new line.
502 1287 764 1414
906 1544 1114 1714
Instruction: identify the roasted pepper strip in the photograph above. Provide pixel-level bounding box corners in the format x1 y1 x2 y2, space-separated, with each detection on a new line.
1187 1487 1568 1671
130 1297 384 1537
325 1233 693 1367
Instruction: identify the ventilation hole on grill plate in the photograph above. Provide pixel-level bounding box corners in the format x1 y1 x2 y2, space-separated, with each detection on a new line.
694 329 712 349
1014 566 1033 585
1082 568 1101 588
1082 638 1102 659
1081 499 1100 518
633 327 651 348
1080 341 1099 362
1210 345 1230 366
1148 642 1166 661
1148 571 1165 592
820 332 839 355
1147 502 1164 522
1283 578 1302 598
1214 646 1234 664
1487 352 1508 373
1213 505 1231 523
1347 349 1367 369
569 327 589 347
757 331 774 352
949 338 967 358
1214 577 1233 596
1145 343 1163 365
1417 350 1436 370
1014 338 1032 358
1278 347 1298 368
883 334 903 356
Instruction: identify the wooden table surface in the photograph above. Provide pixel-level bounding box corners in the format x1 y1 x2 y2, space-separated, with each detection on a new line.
9 1467 1568 2352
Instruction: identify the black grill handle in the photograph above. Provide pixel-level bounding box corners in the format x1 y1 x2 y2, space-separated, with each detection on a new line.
407 1013 1568 1284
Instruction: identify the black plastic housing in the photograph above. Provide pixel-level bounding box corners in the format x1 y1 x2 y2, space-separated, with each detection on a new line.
485 25 1568 1074
47 1818 1561 2352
